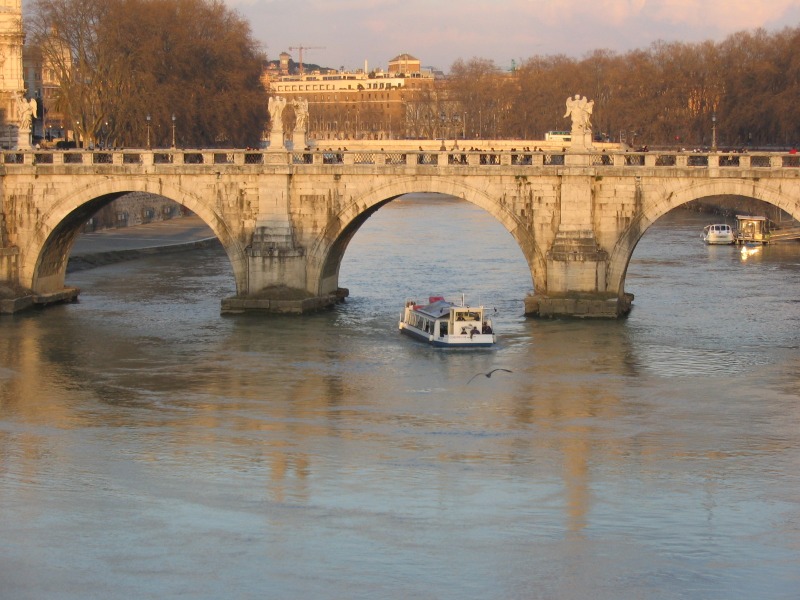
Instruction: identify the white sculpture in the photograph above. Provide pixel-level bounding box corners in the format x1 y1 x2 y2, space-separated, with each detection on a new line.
16 92 36 131
564 94 594 151
268 96 287 129
564 94 593 133
293 98 308 133
14 92 37 149
268 95 287 151
291 98 309 150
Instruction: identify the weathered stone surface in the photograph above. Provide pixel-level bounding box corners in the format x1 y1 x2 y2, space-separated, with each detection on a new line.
220 287 348 315
525 292 632 319
33 287 80 306
0 294 33 314
1 148 799 318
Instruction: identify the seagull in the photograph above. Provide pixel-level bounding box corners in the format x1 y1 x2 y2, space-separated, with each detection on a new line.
467 368 512 384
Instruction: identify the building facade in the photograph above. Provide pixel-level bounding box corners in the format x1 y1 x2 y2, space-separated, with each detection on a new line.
263 53 437 141
0 0 24 148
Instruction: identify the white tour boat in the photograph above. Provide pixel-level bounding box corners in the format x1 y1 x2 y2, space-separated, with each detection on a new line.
399 296 496 347
702 223 735 245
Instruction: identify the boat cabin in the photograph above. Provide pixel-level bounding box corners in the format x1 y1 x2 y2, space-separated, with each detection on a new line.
735 215 770 244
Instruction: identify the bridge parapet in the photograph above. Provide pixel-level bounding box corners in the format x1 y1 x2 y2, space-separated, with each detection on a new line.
2 148 799 175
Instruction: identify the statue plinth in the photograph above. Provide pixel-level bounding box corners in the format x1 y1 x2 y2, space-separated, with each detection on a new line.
17 126 31 150
292 131 306 151
267 127 285 151
569 127 593 152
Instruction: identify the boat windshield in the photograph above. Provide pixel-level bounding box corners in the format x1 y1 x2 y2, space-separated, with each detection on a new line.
453 309 481 322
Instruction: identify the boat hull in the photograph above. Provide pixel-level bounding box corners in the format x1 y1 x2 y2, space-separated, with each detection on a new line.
399 323 495 347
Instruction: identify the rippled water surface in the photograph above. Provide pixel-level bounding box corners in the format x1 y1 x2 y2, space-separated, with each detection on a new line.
1 195 799 599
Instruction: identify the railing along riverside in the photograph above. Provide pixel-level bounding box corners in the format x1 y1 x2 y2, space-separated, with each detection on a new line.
1 148 795 170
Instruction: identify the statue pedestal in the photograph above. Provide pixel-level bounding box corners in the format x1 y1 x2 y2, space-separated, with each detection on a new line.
292 131 307 151
569 127 593 152
267 128 285 151
17 127 31 150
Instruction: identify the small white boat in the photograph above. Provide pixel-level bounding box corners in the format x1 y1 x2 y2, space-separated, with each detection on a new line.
702 223 735 245
399 296 495 347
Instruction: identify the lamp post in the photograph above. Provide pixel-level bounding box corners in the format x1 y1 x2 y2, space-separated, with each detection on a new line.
75 119 80 147
171 114 176 149
711 112 717 151
146 114 151 149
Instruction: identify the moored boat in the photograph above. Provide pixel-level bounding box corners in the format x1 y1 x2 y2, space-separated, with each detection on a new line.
399 296 495 347
735 215 770 244
702 223 735 245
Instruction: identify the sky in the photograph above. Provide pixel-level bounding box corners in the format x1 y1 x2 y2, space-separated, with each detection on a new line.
224 0 800 72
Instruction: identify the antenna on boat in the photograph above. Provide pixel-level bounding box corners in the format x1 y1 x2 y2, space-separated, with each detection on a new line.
461 293 465 307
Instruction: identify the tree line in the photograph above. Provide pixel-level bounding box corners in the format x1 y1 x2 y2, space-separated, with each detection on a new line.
25 0 800 148
446 27 800 148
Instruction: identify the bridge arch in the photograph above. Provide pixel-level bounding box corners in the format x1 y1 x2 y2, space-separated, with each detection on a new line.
607 178 800 296
20 177 248 295
306 176 544 296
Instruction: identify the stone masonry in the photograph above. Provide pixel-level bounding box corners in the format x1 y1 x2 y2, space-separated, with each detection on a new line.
1 147 799 316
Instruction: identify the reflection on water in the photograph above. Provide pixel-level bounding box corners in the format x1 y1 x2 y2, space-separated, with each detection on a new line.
1 197 799 599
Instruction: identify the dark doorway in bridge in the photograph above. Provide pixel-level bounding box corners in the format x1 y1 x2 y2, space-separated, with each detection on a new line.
338 192 532 327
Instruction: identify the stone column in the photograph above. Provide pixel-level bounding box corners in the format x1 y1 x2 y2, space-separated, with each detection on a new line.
245 174 307 299
528 172 629 318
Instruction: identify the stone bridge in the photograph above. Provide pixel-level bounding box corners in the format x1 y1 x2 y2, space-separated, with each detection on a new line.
2 146 799 316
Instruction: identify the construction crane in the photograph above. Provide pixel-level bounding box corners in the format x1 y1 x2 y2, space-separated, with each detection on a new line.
288 46 325 76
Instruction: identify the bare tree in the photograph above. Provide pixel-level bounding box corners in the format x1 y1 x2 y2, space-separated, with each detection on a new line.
27 0 267 148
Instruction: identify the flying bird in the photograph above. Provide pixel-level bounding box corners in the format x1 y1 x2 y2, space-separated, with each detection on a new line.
467 368 512 384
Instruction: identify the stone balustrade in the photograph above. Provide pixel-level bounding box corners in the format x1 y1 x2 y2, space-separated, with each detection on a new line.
4 148 800 170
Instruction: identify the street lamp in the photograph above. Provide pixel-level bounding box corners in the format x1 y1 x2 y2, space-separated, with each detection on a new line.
171 114 176 149
146 114 151 149
711 112 717 151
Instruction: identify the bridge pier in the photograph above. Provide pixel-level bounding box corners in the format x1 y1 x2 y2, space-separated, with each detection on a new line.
221 216 347 314
526 169 632 318
524 292 632 318
528 230 631 318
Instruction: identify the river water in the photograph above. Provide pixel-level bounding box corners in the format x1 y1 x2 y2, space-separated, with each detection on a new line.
1 194 799 599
